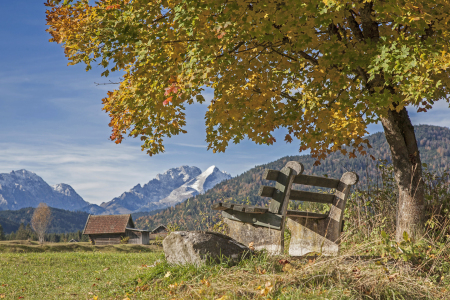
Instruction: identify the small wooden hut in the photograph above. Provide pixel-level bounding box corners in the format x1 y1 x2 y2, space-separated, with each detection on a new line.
150 225 169 240
83 214 150 245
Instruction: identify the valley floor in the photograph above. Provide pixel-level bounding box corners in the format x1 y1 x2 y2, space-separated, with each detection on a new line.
0 239 448 299
0 242 162 299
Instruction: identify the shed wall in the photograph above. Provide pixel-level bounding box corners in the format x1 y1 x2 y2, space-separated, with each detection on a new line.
126 230 142 244
90 233 122 245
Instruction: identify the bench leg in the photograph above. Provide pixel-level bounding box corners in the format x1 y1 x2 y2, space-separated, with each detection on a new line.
286 217 339 256
224 218 282 255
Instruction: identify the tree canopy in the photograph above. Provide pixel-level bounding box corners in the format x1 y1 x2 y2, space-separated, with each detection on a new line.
46 0 450 161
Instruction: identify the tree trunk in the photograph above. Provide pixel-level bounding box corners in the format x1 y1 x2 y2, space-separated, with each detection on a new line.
380 107 425 241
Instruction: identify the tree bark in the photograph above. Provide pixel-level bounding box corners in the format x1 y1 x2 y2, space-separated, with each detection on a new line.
380 107 425 241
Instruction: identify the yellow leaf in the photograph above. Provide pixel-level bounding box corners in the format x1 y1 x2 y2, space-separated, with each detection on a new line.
201 278 210 287
260 281 273 296
165 271 171 278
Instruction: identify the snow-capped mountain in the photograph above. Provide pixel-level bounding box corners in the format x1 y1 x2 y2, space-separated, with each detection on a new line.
0 170 89 211
99 166 203 214
151 165 231 209
101 165 231 214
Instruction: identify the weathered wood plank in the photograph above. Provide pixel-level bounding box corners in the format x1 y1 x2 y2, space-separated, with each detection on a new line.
244 206 268 214
232 204 246 212
232 204 268 214
222 210 282 230
258 186 275 197
268 166 293 214
211 202 234 211
286 210 328 219
293 174 340 189
263 169 280 181
289 190 335 203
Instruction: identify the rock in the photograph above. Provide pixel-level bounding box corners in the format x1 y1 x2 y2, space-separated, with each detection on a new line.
163 231 250 266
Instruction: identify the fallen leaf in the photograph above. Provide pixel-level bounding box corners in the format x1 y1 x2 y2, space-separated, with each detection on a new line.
282 263 294 272
388 273 399 281
260 281 273 296
102 267 110 272
164 271 171 278
278 259 290 265
216 296 228 300
248 242 255 251
0 295 5 299
201 278 210 287
169 283 178 289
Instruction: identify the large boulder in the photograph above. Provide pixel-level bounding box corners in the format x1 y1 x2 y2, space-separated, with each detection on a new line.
163 231 250 266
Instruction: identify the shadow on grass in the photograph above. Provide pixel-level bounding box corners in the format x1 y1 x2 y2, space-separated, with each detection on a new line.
0 241 162 253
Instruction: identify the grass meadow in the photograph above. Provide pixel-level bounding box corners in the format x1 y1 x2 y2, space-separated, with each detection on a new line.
0 241 162 299
0 236 449 300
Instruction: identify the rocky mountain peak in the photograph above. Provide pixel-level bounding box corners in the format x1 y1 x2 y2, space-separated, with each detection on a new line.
0 169 89 211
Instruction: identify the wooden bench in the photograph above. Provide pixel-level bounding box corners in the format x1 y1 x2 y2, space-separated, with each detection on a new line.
212 161 358 255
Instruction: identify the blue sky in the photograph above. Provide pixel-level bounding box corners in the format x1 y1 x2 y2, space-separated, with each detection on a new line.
1 2 449 205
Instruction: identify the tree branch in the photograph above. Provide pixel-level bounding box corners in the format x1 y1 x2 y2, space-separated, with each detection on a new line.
347 11 365 42
360 2 379 42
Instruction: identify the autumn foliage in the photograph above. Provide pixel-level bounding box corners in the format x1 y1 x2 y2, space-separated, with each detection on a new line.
31 203 52 244
45 0 449 159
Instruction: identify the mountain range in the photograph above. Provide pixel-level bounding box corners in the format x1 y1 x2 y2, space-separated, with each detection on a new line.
0 165 231 215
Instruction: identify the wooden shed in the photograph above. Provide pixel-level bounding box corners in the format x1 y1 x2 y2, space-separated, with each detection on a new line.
150 225 169 240
83 214 150 245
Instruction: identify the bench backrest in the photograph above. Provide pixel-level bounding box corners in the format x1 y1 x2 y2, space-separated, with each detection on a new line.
259 161 359 222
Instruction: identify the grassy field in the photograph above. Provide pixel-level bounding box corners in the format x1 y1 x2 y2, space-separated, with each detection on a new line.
0 238 449 300
0 241 163 299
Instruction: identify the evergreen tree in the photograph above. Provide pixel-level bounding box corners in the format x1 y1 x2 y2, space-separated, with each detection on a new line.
15 223 29 240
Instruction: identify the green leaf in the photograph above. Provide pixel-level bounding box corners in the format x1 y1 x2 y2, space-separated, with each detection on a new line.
403 231 409 242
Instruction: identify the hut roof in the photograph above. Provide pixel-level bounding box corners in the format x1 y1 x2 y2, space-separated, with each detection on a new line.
83 214 134 235
151 225 168 234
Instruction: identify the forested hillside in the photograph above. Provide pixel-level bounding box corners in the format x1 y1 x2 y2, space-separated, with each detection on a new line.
136 125 450 231
0 207 89 234
0 207 160 234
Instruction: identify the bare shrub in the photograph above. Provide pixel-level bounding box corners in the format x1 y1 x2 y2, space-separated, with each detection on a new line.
31 203 52 244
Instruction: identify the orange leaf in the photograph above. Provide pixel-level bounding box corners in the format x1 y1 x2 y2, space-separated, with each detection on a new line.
163 97 173 105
